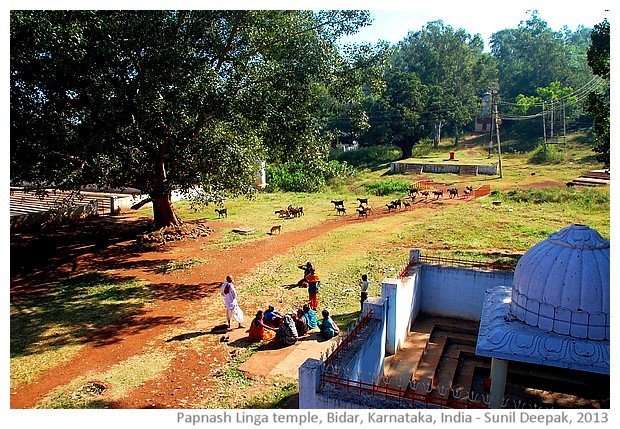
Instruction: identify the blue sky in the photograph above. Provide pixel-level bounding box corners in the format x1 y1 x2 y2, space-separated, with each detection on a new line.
335 2 611 49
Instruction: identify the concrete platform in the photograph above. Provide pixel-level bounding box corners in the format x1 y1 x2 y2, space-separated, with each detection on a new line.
238 329 339 380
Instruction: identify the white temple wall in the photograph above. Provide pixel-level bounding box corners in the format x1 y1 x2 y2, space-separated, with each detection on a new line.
419 265 514 320
381 265 422 355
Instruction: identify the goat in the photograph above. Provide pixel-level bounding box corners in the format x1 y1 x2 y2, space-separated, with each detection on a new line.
356 207 368 218
420 190 430 199
386 202 396 212
463 186 474 196
391 199 402 209
408 187 419 197
336 206 346 216
270 224 282 235
357 197 369 205
331 200 345 210
216 207 228 218
288 205 304 217
275 209 290 218
448 188 458 198
358 204 372 216
402 199 411 209
432 190 444 199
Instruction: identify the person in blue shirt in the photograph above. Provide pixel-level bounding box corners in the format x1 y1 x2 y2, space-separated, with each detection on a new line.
317 309 340 339
302 304 317 329
263 305 283 328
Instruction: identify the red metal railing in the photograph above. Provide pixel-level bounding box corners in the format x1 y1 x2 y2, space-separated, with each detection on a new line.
323 309 373 369
473 184 491 198
418 254 515 271
320 373 487 409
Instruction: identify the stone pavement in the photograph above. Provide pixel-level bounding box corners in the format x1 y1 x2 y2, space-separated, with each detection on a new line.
235 328 338 380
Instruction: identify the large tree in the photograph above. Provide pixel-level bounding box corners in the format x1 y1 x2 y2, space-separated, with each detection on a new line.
490 11 595 104
393 20 496 147
584 18 610 167
11 10 372 227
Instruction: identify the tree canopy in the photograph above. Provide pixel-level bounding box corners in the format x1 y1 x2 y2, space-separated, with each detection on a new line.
11 10 375 227
584 18 610 167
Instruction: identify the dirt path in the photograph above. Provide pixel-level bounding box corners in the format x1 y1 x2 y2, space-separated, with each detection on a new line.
10 190 486 409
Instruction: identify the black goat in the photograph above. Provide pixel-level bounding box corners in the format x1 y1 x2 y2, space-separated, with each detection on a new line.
331 200 345 210
216 208 228 218
356 206 368 218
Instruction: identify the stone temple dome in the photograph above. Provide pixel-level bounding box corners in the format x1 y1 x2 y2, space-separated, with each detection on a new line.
510 224 610 340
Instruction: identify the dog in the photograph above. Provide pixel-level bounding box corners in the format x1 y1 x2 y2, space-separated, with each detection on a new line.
270 224 282 235
216 208 227 218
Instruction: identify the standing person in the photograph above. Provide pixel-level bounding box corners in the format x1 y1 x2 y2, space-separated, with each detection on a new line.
297 262 313 286
221 275 244 329
360 274 369 312
305 268 321 310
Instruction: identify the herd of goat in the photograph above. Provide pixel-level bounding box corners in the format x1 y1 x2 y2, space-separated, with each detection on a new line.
331 185 475 217
215 185 476 231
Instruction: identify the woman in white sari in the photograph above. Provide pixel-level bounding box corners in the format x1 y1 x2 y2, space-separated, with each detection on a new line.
221 275 244 329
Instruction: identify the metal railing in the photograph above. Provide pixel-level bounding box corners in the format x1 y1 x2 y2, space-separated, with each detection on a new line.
320 373 488 409
322 309 374 370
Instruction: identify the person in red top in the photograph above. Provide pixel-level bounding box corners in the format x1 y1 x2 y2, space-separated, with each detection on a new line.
247 310 276 342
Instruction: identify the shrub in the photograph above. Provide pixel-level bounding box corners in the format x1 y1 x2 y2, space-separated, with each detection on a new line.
364 180 411 196
528 144 565 164
330 145 401 170
265 159 356 193
490 187 609 207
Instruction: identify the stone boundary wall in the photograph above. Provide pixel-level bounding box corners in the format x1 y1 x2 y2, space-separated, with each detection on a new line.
390 161 498 176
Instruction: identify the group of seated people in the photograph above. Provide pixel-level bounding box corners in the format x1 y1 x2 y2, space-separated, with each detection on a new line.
247 304 339 345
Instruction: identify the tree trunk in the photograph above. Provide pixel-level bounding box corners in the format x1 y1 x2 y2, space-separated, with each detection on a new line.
395 137 414 160
151 194 182 229
433 122 443 147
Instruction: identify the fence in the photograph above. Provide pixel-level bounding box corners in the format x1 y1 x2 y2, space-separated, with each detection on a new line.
320 373 488 409
418 253 515 271
473 184 491 198
322 309 374 370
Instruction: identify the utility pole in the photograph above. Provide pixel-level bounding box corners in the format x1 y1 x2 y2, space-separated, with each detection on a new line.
488 91 494 158
493 96 503 178
542 101 547 148
563 100 567 150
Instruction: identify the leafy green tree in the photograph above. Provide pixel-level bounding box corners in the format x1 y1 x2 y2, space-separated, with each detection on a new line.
515 81 578 142
360 68 429 159
490 11 593 104
393 21 496 147
11 10 372 227
584 19 610 167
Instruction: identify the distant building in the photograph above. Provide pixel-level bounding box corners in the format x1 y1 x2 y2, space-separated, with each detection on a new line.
475 91 493 133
